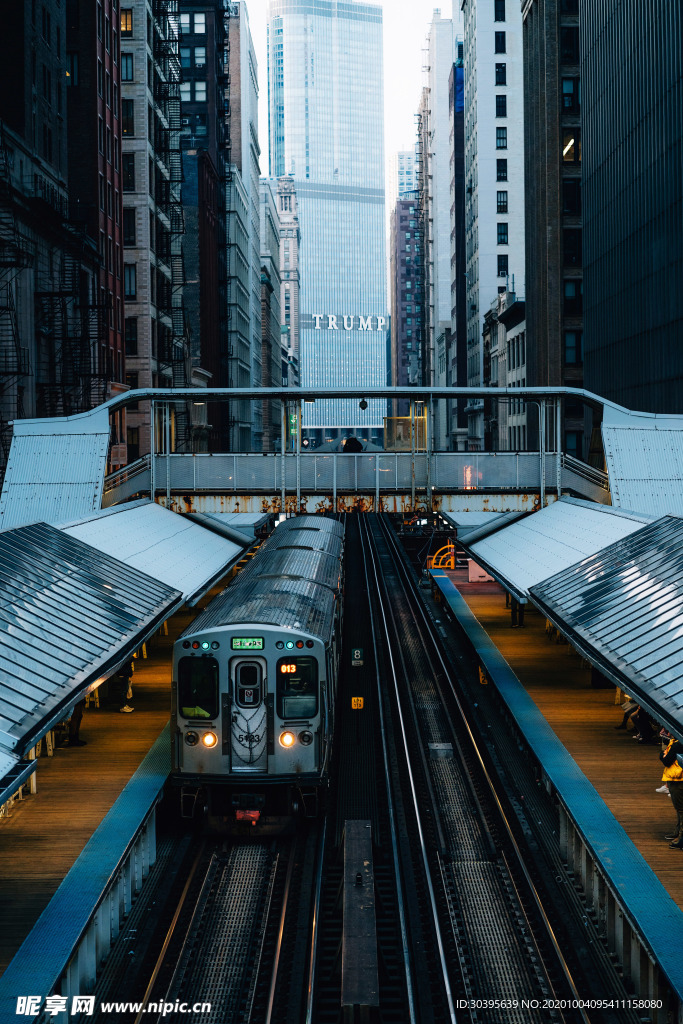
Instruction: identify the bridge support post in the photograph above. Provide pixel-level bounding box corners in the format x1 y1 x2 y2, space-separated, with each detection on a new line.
296 399 301 511
150 400 155 501
410 398 416 510
540 399 546 507
165 402 171 509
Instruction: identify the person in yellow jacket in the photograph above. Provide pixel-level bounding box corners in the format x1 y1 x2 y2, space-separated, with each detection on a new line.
660 735 683 847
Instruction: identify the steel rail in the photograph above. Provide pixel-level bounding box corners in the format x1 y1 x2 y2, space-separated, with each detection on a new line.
378 514 592 1024
264 842 297 1024
132 840 206 1024
304 819 327 1024
359 515 457 1024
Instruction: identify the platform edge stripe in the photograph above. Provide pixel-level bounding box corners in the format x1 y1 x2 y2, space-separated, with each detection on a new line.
0 725 170 1014
430 570 683 1000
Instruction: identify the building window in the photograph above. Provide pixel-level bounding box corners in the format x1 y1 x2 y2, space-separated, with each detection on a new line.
565 431 582 460
180 47 191 69
179 12 190 32
99 173 105 210
497 254 509 277
124 263 136 299
97 116 104 154
562 129 581 163
495 62 506 85
563 279 582 314
494 31 506 53
562 179 581 215
494 0 505 20
122 99 134 136
180 82 191 102
121 53 133 80
120 8 132 36
560 27 580 63
561 77 580 112
561 0 579 11
564 330 583 366
194 81 206 102
563 229 582 266
123 208 136 246
496 127 507 149
497 191 508 213
194 46 206 67
497 223 509 245
496 94 507 117
496 159 508 181
66 52 78 86
122 152 135 190
194 12 206 32
124 317 138 355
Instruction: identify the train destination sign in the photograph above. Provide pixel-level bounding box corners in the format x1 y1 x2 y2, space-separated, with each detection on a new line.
231 637 264 650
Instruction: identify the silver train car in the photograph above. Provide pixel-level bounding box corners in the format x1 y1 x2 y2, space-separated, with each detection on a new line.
172 515 344 830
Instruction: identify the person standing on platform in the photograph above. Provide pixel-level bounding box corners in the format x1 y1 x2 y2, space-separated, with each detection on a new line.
660 735 683 847
68 698 87 747
112 661 135 713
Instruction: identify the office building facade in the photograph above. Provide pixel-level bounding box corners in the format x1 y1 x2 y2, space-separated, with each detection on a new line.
449 52 468 449
267 0 387 441
581 0 683 414
523 0 584 456
390 192 422 417
462 0 525 449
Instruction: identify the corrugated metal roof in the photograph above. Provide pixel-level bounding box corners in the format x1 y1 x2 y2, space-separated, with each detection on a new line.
602 405 683 516
62 501 244 605
234 545 342 593
530 516 683 733
462 497 652 601
440 511 506 533
0 410 110 531
0 522 180 757
276 514 344 537
185 576 338 643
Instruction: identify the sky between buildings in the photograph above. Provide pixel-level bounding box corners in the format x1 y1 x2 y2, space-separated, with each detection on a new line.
246 0 461 184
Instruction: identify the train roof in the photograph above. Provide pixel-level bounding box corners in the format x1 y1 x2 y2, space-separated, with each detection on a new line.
182 575 338 643
275 515 344 538
233 544 342 594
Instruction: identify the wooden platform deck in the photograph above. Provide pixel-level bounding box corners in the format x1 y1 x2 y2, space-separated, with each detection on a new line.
445 570 683 914
0 598 206 976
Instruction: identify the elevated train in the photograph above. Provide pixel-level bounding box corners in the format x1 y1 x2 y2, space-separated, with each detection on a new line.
171 515 344 830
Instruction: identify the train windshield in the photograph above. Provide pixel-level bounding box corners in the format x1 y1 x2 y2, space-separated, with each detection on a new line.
178 657 219 719
276 657 318 719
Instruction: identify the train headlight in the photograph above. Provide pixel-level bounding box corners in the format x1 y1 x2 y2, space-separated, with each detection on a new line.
185 731 199 746
202 732 218 748
299 730 313 746
279 731 296 748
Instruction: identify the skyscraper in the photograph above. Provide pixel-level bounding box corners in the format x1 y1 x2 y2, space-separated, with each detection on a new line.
267 0 387 442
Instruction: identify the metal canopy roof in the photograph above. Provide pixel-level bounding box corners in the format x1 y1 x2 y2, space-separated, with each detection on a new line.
459 497 652 601
0 409 110 531
0 522 180 761
440 511 507 534
602 405 683 516
530 515 683 735
62 501 245 606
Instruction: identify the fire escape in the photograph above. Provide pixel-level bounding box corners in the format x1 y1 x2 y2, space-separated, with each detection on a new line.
153 0 189 450
0 133 31 467
221 1 237 446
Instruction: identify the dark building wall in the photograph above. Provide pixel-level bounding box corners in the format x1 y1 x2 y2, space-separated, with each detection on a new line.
581 0 683 413
523 0 584 454
66 0 126 415
390 194 422 417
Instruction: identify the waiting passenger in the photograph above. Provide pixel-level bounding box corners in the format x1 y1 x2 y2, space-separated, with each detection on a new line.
659 735 683 848
111 661 135 714
631 706 657 743
67 698 87 747
614 698 638 729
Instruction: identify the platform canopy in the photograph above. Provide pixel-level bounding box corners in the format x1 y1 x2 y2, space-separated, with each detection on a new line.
530 515 683 736
457 497 652 602
193 511 274 541
602 405 683 516
440 511 507 535
61 500 245 606
0 522 180 792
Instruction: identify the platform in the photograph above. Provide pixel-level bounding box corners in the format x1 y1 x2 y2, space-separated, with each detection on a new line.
437 568 683 913
0 600 200 975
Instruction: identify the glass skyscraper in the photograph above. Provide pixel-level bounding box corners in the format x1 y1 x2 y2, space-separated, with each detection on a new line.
267 0 387 438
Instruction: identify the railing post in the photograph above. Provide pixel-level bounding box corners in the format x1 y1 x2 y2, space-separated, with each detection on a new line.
426 397 432 510
296 399 301 511
165 402 171 510
150 400 155 502
281 400 286 511
540 399 546 507
333 453 337 512
410 398 416 510
556 396 562 498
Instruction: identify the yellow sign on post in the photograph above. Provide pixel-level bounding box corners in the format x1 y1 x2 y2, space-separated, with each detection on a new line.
351 697 364 710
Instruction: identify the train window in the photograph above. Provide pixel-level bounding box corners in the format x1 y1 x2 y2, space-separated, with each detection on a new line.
178 657 219 719
235 662 262 708
276 657 318 719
